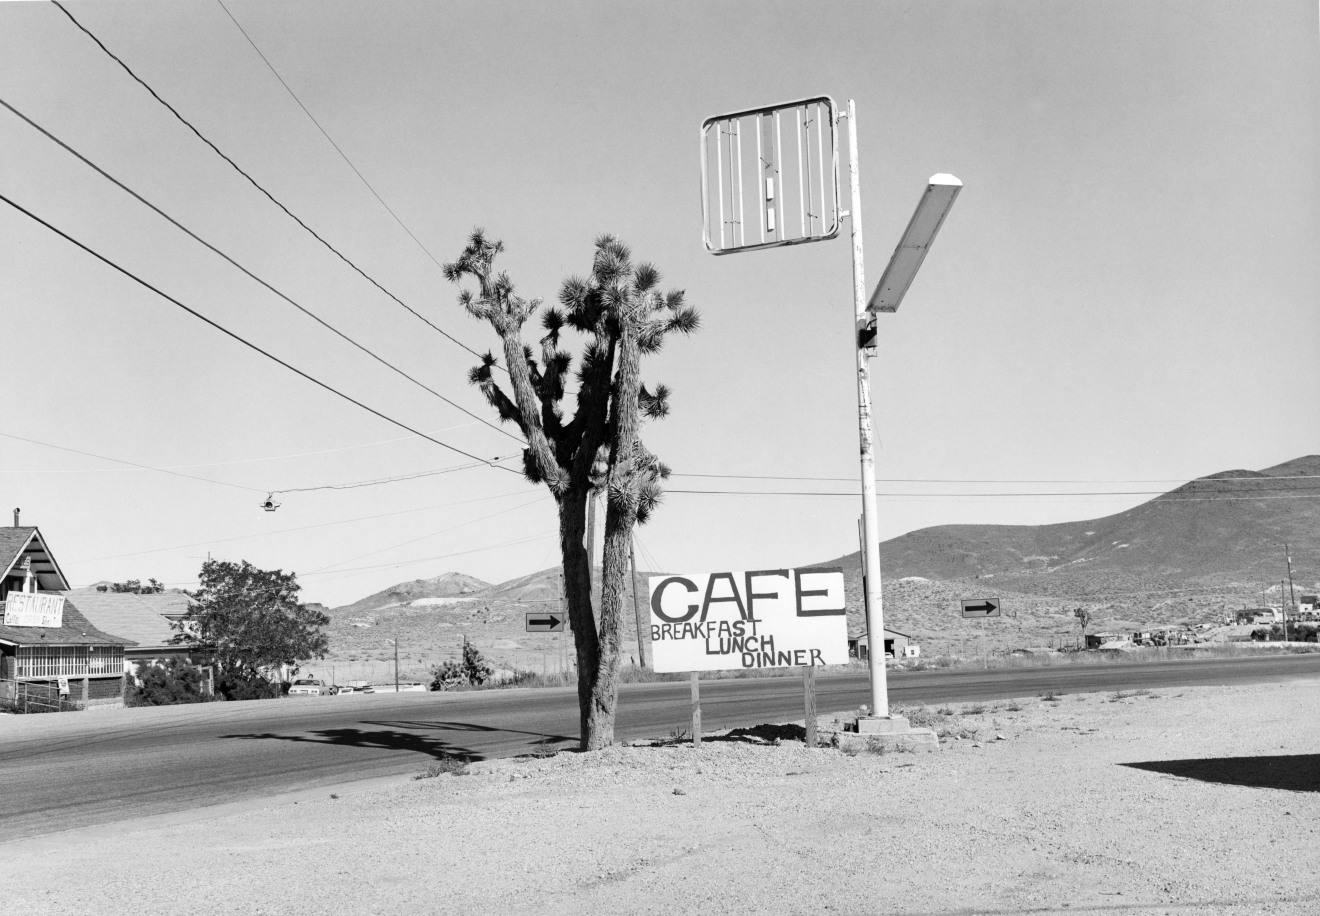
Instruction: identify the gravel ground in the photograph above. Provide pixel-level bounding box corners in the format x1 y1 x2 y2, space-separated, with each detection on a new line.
4 680 1318 916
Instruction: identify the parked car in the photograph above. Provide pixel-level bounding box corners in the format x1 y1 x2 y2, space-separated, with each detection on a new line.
287 678 331 697
333 685 358 695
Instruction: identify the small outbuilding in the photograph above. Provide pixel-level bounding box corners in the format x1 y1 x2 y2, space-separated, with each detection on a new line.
849 627 918 660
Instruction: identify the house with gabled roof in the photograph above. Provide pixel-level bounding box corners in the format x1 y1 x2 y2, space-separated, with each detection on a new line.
62 588 192 673
1 517 134 707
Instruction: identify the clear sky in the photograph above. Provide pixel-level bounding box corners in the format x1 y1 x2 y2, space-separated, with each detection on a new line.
2 0 1317 608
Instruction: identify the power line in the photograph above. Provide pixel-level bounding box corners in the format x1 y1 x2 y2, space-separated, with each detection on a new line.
0 431 267 495
0 191 518 471
214 0 448 274
306 494 551 574
0 97 520 446
672 471 1320 484
49 0 494 368
84 488 539 562
273 457 522 495
129 530 555 589
1 422 491 473
300 532 555 579
666 488 1320 502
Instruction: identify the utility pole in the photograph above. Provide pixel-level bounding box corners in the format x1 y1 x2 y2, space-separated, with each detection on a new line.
585 491 598 594
1284 545 1297 642
394 636 400 693
630 537 649 669
559 571 567 676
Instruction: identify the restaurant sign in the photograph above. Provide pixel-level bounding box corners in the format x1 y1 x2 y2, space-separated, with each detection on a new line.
3 592 66 628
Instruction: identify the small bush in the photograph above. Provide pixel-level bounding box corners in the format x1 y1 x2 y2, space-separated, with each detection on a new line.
414 756 470 779
215 671 280 701
127 658 212 706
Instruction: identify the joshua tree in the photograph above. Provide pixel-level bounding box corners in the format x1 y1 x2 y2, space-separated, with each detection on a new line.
443 231 698 749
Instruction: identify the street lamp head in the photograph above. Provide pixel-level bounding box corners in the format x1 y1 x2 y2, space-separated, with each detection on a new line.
866 174 962 314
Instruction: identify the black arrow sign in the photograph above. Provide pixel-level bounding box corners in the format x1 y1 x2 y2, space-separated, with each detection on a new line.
525 613 565 632
961 599 1001 618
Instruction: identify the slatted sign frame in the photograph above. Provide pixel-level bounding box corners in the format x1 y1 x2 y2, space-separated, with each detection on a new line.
700 96 842 255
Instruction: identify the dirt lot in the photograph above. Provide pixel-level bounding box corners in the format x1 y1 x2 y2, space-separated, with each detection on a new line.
4 680 1318 916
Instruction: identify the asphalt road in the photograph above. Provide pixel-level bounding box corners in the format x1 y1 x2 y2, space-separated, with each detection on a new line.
3 653 1318 842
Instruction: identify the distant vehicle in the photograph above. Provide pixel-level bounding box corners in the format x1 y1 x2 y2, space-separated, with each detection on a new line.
334 685 358 695
287 678 331 697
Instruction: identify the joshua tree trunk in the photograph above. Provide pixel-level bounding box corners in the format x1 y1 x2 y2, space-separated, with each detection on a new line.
589 322 644 749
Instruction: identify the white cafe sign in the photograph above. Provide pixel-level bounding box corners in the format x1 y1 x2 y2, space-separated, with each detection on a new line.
648 567 849 673
3 592 66 628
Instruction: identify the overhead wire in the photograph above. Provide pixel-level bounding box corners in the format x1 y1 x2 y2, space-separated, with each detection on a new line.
214 0 448 274
84 487 540 562
306 493 552 574
0 430 268 495
665 487 1320 502
272 457 521 495
672 471 1320 484
0 191 519 471
130 530 556 590
1 422 491 473
298 532 555 579
48 0 496 369
0 98 521 446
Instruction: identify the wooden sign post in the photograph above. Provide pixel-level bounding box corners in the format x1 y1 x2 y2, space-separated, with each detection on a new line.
803 666 818 748
690 672 702 747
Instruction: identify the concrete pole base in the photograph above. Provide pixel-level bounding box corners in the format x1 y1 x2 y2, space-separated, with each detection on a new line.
855 714 911 735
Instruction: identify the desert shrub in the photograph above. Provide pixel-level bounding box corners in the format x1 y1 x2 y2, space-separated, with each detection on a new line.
414 756 470 779
1264 622 1317 642
127 658 212 706
429 637 494 690
215 670 280 701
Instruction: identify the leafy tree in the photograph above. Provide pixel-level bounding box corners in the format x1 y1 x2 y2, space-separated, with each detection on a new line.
444 232 697 749
109 578 165 594
170 559 328 701
1074 607 1092 642
127 657 211 706
429 637 494 690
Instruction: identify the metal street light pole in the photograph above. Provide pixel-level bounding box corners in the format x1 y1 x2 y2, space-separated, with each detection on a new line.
845 100 962 722
845 99 889 719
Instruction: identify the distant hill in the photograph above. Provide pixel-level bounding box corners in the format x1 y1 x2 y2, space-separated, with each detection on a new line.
820 455 1319 591
333 572 492 617
320 457 1319 675
803 456 1320 652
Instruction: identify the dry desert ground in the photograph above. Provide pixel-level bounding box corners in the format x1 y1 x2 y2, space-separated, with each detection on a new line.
4 679 1318 916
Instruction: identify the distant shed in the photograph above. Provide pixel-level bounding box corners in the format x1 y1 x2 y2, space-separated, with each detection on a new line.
848 628 917 659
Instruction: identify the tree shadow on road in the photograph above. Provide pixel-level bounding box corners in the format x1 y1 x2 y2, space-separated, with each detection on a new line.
221 726 481 760
220 719 576 762
1121 754 1320 792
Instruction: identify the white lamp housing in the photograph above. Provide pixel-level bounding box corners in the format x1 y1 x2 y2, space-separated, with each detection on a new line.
866 174 962 313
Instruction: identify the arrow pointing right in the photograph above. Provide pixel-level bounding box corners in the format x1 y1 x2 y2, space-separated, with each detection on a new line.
961 599 1001 617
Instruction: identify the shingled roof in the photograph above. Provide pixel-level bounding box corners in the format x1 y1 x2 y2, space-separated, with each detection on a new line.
0 596 135 648
61 590 184 649
0 526 71 591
